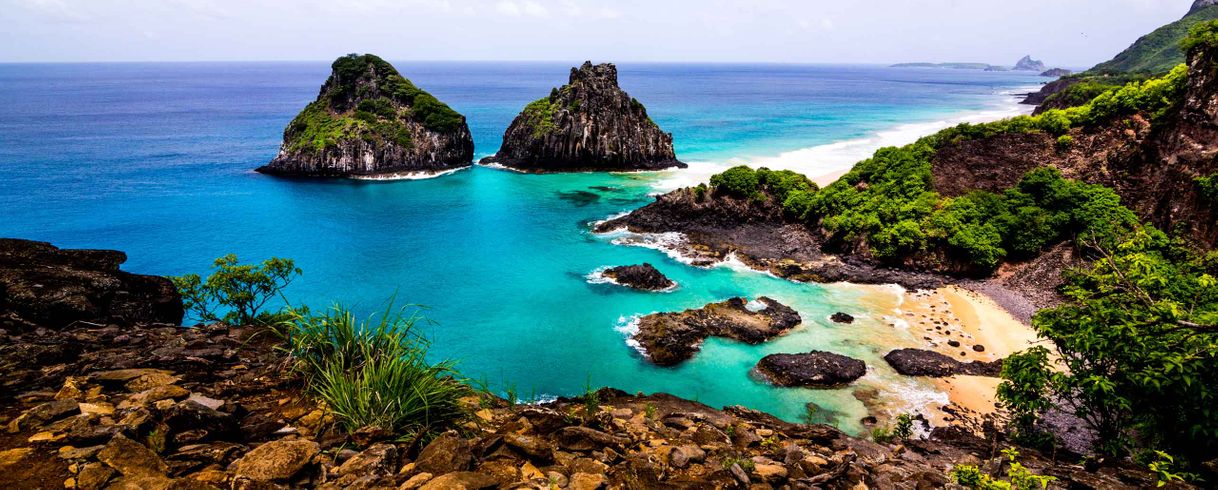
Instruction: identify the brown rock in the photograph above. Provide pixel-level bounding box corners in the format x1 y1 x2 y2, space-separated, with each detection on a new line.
556 426 630 451
97 434 168 477
569 472 608 490
333 443 398 482
76 462 115 490
412 432 474 475
504 433 555 463
399 472 433 490
417 471 496 490
229 439 319 482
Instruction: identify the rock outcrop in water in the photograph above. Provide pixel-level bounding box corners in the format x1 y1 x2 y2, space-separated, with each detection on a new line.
883 348 1003 377
1013 55 1046 72
755 351 867 387
602 263 674 291
480 62 685 172
256 54 473 178
632 297 801 366
0 238 182 330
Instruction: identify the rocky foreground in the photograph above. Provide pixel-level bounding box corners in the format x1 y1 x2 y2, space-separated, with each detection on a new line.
0 241 1180 488
481 62 685 172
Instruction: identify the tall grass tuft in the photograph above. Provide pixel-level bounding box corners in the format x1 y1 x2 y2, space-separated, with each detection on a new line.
276 302 468 438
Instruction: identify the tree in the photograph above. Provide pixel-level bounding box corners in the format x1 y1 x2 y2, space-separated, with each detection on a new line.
172 254 302 325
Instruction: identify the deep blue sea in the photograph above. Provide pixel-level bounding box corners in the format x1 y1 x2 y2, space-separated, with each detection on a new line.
0 61 1043 431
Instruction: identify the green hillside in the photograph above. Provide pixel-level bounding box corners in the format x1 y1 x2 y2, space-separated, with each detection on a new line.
1086 5 1218 74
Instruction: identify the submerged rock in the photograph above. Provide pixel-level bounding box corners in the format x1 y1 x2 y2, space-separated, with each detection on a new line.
633 297 801 366
602 263 675 291
755 351 867 387
257 53 473 178
883 348 1003 377
481 61 684 172
0 239 183 330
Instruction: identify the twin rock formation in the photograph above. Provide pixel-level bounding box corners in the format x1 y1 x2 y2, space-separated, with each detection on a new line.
259 56 681 177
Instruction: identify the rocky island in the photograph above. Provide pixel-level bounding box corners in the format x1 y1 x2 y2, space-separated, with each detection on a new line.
256 54 474 178
754 351 867 388
631 297 801 366
480 62 685 172
1013 55 1046 71
600 263 675 291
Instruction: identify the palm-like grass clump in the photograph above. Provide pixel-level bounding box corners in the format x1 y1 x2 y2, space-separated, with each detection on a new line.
277 304 468 438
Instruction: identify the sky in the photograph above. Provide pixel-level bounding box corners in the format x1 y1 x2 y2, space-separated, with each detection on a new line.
0 0 1196 66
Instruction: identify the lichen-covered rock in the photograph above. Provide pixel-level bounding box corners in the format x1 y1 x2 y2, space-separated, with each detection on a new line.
0 239 183 330
257 54 473 178
481 61 684 172
755 351 867 387
633 297 801 366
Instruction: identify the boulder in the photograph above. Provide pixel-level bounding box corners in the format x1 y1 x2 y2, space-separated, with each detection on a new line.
97 434 168 477
601 263 676 291
481 61 685 172
412 432 474 475
257 53 473 178
163 399 238 442
633 297 801 366
755 351 867 387
417 471 497 490
0 239 183 330
883 348 1003 377
829 312 855 324
229 439 319 481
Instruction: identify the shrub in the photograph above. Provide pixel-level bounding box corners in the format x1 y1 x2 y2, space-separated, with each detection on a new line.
950 449 1055 490
1181 19 1218 54
1055 134 1074 150
171 255 300 325
277 303 468 437
893 413 914 440
522 97 558 137
1196 174 1218 202
709 166 760 198
997 347 1055 447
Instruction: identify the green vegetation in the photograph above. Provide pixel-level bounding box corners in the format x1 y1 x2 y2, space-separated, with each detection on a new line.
999 229 1218 463
277 303 468 438
283 53 465 153
1196 173 1218 203
996 347 1055 448
1086 6 1218 75
1039 78 1137 111
870 413 915 443
950 449 1056 490
1182 19 1218 54
171 254 301 325
707 165 817 206
522 97 559 137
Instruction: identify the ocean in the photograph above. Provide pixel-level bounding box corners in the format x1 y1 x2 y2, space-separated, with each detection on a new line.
0 61 1042 432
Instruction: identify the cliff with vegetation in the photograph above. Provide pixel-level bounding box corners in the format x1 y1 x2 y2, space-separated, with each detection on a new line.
257 54 474 178
0 239 1176 488
481 62 685 172
599 23 1218 479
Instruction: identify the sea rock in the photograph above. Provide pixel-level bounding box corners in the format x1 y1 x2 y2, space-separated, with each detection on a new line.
481 61 684 172
1039 68 1072 77
229 439 319 481
257 53 473 178
601 263 675 291
1013 55 1046 71
633 297 801 366
755 351 867 387
883 348 1003 377
0 239 183 330
829 312 855 324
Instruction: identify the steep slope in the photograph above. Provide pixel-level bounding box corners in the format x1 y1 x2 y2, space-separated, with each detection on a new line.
481 62 685 172
257 54 474 178
1087 5 1218 75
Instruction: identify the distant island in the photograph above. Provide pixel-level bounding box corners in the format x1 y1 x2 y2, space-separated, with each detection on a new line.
892 55 1066 76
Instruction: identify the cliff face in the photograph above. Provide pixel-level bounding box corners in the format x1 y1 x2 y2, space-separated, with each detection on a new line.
481 62 685 172
257 54 473 178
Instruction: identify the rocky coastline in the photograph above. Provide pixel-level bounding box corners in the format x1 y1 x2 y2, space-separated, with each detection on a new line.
480 62 685 172
0 239 1176 489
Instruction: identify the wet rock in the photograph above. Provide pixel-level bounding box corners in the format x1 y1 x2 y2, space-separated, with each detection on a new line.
829 312 855 324
755 351 867 387
884 348 1003 377
481 61 684 172
601 263 676 291
634 297 802 366
97 434 168 477
0 239 183 330
412 432 474 475
229 439 319 482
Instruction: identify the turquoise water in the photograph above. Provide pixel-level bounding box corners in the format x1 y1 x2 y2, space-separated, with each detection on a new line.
0 62 1042 431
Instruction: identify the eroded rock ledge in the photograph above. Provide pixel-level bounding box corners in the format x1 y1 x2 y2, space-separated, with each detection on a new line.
633 297 801 366
601 263 675 291
481 61 685 172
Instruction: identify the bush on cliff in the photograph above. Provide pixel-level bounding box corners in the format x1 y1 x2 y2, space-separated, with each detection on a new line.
708 165 817 208
1000 229 1218 465
278 303 468 437
171 254 301 325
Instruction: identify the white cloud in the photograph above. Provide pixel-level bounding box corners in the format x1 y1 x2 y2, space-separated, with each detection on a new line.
495 0 548 17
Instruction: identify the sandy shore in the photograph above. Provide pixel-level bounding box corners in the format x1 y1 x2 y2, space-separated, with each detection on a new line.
897 285 1042 421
